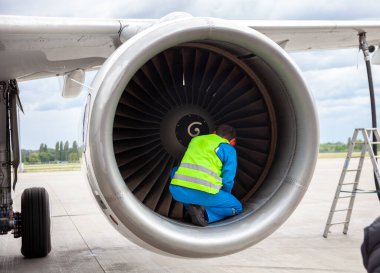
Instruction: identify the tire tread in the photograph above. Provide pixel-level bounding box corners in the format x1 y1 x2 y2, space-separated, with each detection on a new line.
21 187 51 258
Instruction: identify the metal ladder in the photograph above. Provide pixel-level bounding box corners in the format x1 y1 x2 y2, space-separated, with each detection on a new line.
323 128 380 238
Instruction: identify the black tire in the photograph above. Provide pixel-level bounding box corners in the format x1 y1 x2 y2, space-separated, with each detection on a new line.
21 187 51 258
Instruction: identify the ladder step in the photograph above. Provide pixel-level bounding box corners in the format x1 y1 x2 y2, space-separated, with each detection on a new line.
337 195 355 199
349 156 362 158
333 209 351 212
346 169 360 172
328 221 349 226
371 142 380 144
341 182 358 185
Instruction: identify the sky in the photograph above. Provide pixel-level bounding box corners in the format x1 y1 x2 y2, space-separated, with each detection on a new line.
2 0 380 149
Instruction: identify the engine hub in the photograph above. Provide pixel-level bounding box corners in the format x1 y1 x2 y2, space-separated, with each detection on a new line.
160 105 214 159
175 114 210 147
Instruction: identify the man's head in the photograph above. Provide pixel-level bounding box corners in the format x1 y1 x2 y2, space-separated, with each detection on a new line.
215 124 236 146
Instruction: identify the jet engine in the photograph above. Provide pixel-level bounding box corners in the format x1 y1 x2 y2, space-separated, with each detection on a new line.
84 15 319 258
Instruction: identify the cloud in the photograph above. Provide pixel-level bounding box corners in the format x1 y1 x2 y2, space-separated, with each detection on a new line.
267 0 380 20
17 73 94 149
2 0 380 20
302 64 380 100
288 46 380 143
0 0 190 18
19 107 85 149
18 72 95 112
289 49 361 72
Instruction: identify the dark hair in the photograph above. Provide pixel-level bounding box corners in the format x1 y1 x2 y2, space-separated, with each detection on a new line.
215 124 236 141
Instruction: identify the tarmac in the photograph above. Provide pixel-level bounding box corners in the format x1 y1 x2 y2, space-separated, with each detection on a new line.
1 158 379 273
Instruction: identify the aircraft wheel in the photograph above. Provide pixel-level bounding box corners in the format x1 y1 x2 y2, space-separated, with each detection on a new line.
21 187 51 258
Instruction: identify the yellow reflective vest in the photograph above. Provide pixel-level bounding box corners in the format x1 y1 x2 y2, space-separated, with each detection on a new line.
171 134 229 194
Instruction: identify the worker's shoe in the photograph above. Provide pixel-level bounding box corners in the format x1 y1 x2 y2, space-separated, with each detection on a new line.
183 210 192 223
187 205 207 227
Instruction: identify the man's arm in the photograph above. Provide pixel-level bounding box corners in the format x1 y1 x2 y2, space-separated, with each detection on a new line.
216 143 237 193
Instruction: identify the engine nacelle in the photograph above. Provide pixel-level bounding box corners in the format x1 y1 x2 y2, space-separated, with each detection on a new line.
84 16 319 258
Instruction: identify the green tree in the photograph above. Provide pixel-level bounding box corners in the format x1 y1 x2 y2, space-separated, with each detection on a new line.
55 142 59 161
39 143 48 153
72 141 78 153
39 152 49 163
72 141 79 161
39 143 44 153
21 149 29 163
47 149 55 162
78 145 83 155
68 152 79 162
29 153 40 164
64 141 69 161
59 141 64 161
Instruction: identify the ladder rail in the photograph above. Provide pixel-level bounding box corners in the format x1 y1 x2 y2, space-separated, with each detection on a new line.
323 128 380 238
323 129 359 238
365 129 380 182
342 138 366 234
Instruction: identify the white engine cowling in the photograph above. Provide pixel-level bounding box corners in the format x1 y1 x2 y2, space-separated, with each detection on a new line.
84 15 319 258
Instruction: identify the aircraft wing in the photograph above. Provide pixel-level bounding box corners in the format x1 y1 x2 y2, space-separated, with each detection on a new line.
1 15 380 81
243 20 380 51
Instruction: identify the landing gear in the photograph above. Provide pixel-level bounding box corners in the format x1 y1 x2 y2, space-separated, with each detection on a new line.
0 80 51 258
21 188 51 258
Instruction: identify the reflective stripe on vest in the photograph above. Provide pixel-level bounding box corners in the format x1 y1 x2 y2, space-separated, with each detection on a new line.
172 173 222 191
170 134 228 194
179 163 222 182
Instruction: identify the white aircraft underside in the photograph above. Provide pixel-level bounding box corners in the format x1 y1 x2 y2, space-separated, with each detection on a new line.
1 15 380 81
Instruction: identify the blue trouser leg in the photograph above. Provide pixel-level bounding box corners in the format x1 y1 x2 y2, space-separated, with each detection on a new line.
169 185 243 223
200 190 243 223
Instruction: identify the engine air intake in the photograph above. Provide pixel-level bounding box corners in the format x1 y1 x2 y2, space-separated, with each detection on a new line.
113 43 277 220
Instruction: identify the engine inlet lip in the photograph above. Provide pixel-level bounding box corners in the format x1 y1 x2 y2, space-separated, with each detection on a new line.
88 17 319 257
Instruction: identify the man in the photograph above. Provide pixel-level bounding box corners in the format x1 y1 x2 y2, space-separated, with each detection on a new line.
169 124 243 226
361 216 380 273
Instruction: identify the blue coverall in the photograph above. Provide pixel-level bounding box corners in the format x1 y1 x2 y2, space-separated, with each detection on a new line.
169 143 243 223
